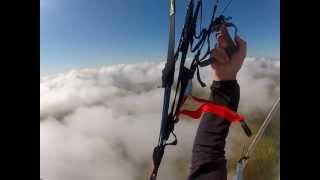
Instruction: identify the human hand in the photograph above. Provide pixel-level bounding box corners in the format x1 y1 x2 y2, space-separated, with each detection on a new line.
211 26 247 81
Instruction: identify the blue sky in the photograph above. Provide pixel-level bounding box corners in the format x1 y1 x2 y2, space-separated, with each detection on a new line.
41 0 279 75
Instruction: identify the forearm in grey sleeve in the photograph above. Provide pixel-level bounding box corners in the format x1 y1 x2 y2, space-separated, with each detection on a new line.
188 80 240 180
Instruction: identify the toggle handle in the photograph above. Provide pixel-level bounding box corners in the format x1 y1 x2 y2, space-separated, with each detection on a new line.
240 121 252 137
149 145 164 180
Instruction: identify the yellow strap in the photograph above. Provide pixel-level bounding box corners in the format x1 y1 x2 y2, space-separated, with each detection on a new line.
170 0 175 16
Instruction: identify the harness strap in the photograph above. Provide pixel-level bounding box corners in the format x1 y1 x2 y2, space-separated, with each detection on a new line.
175 93 252 137
177 95 244 122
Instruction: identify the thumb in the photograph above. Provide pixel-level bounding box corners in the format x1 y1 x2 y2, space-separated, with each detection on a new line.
231 36 247 65
235 36 247 51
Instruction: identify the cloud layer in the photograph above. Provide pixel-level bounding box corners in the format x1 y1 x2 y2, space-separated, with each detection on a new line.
40 57 279 180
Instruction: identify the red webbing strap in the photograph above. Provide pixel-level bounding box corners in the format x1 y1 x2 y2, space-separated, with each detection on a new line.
177 96 245 123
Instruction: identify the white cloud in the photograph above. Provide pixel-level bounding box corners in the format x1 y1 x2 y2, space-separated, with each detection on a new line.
40 58 279 180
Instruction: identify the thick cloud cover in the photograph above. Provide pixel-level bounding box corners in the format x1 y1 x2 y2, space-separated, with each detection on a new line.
40 57 279 180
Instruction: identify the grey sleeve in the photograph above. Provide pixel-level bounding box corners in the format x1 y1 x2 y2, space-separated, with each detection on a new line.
188 80 240 180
